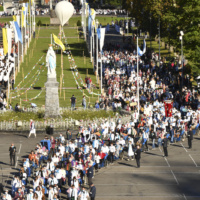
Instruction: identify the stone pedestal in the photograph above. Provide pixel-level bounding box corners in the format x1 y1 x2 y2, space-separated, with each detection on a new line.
45 77 60 118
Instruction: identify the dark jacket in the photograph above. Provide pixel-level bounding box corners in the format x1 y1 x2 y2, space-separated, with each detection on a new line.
89 185 96 198
9 146 16 156
187 130 193 140
162 138 168 148
135 149 141 159
87 166 93 178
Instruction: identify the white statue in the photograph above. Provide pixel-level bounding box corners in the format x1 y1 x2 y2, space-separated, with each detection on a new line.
46 45 56 79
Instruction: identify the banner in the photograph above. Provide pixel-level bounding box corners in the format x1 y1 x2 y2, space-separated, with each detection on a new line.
164 100 173 117
14 21 23 43
2 28 8 55
21 7 26 27
100 28 106 51
7 28 12 55
53 34 65 51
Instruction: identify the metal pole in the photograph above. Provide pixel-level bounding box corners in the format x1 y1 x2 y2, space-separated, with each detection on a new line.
137 37 139 118
158 15 160 67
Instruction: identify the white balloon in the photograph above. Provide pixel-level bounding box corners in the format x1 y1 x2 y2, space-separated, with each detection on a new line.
55 1 74 26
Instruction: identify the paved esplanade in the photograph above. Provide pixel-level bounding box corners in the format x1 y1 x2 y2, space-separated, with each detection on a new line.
0 130 200 200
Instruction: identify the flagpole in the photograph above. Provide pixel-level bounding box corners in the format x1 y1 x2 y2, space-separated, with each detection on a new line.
90 33 92 62
96 24 98 76
92 26 94 66
13 44 15 83
100 53 102 94
137 36 140 119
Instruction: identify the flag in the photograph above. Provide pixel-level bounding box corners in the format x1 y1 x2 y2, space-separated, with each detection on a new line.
137 46 143 56
88 15 92 36
21 7 25 27
13 15 17 21
97 28 101 40
138 39 146 56
53 34 65 51
7 28 12 55
14 21 23 43
142 39 146 54
2 28 8 56
100 28 106 52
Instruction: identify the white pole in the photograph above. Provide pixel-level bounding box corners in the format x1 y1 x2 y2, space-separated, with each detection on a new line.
100 55 102 94
21 27 24 63
27 11 30 48
13 45 15 83
18 41 19 69
25 16 26 55
92 27 94 65
90 34 92 62
137 36 139 118
96 30 98 76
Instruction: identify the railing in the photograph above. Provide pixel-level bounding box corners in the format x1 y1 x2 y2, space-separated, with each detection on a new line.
0 115 120 132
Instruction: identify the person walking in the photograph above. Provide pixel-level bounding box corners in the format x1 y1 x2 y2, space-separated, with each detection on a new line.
87 162 94 186
135 145 141 168
9 143 16 166
28 119 36 138
187 127 193 149
162 135 168 157
70 95 76 110
89 183 96 200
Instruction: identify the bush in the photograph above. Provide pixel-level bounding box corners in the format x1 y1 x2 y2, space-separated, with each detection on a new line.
77 20 81 27
37 20 42 26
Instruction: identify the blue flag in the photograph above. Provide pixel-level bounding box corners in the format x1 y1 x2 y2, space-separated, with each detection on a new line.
14 21 23 44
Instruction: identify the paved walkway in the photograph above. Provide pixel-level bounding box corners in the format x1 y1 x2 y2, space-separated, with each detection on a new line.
0 132 200 199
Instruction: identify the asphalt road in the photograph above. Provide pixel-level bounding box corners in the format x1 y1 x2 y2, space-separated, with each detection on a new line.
0 131 200 200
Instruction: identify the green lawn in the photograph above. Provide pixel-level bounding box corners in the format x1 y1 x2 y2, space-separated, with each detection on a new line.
10 25 100 109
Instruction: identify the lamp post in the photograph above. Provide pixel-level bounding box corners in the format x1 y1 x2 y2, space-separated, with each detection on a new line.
180 30 184 93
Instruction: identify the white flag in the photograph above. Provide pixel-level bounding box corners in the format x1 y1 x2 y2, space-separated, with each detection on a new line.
100 28 106 52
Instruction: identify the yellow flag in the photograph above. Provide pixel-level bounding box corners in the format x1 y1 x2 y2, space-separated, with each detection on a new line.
13 15 17 21
2 28 8 56
53 34 65 51
21 7 25 27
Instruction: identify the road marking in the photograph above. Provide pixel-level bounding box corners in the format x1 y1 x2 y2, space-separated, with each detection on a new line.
183 193 187 200
181 143 188 152
164 157 170 167
18 143 22 154
95 183 178 186
15 156 18 168
171 170 179 185
189 154 198 167
104 171 200 174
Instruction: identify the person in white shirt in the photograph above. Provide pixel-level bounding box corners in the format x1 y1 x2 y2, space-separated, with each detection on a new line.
27 189 34 200
101 143 109 154
48 174 58 186
58 143 65 156
4 189 12 200
67 185 78 200
48 186 55 200
109 143 116 163
79 186 89 200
